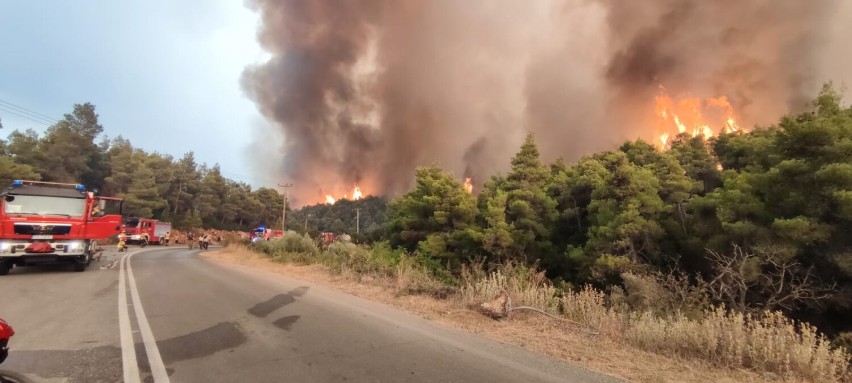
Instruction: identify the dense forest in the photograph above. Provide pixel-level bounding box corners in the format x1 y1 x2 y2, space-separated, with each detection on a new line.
2 85 850 336
381 84 851 336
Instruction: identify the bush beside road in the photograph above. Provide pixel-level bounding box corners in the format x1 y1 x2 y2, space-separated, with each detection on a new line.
205 234 851 383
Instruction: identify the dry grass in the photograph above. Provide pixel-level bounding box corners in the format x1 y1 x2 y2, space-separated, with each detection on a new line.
623 309 850 381
459 262 559 313
204 245 850 383
561 286 626 337
394 254 452 297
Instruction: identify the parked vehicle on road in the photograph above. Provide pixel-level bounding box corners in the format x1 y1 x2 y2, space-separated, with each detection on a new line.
0 318 32 383
122 217 171 246
0 180 123 275
250 226 283 242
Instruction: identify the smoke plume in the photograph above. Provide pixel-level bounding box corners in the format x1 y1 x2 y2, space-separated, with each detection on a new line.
241 0 848 205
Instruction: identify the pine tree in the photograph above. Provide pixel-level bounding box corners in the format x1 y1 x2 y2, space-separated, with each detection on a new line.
124 164 167 217
387 166 480 270
503 133 558 263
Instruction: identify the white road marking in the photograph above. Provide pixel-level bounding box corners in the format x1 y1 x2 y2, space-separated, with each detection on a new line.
126 251 171 382
118 255 141 383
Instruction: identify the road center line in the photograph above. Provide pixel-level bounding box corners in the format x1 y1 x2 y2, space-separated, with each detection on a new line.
126 251 171 383
118 254 141 383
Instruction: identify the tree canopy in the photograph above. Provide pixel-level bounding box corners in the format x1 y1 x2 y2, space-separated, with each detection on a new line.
0 103 286 231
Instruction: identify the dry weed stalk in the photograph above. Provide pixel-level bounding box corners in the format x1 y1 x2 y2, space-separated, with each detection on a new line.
705 245 834 312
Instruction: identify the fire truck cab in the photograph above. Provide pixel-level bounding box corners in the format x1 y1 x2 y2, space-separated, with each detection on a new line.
122 217 171 246
0 180 123 275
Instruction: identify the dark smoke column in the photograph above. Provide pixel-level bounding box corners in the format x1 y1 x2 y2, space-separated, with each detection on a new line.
241 1 383 204
241 0 845 205
241 1 537 203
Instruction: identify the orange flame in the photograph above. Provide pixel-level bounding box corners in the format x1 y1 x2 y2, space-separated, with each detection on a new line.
702 125 713 140
463 177 473 194
318 184 367 205
655 86 741 149
725 118 738 133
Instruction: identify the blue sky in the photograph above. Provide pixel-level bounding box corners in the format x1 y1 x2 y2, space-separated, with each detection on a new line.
0 1 273 187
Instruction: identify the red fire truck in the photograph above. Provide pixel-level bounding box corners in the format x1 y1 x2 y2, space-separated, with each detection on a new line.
0 180 124 274
249 226 284 242
122 217 171 246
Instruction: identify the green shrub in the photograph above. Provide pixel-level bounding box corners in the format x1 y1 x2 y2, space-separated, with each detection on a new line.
322 242 373 274
250 232 319 262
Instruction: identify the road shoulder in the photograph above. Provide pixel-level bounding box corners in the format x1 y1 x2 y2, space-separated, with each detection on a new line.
200 248 765 383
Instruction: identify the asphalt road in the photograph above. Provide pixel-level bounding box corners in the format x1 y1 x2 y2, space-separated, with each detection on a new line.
0 247 623 383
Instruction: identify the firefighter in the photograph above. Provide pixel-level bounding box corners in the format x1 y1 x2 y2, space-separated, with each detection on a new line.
117 231 127 252
163 231 170 246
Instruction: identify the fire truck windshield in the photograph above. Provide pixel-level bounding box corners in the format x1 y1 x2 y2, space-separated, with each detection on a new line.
3 195 86 216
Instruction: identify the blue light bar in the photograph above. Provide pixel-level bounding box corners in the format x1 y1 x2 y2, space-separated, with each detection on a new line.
12 180 23 187
257 225 266 231
76 184 85 191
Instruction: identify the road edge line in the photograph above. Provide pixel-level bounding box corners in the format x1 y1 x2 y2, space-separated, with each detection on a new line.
126 252 171 383
118 254 141 383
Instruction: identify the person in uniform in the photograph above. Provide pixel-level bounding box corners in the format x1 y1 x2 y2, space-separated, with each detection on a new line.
117 231 127 252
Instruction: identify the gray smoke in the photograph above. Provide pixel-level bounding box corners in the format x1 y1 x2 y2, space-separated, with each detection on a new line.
241 0 847 205
602 0 836 131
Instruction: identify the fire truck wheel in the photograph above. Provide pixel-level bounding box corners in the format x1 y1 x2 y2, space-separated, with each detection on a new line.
0 261 10 276
73 254 90 272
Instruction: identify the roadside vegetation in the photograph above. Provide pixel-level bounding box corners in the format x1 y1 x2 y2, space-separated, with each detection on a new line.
3 84 851 381
241 231 850 382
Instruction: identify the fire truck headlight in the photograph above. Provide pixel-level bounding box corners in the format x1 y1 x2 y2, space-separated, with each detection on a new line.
67 242 83 251
0 242 9 252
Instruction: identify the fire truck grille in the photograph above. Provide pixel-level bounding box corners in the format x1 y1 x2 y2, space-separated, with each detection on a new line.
13 223 72 235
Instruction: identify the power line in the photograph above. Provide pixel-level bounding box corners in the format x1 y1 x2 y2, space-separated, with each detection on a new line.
0 105 55 126
0 99 59 123
0 99 59 127
0 105 56 127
